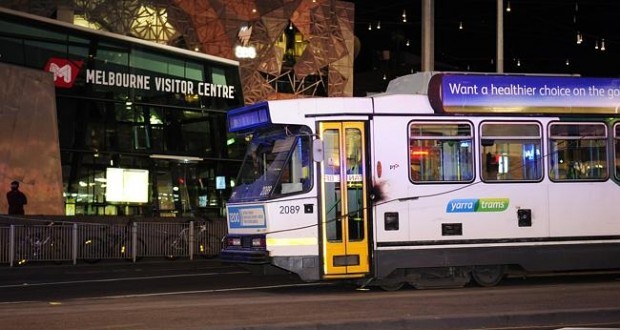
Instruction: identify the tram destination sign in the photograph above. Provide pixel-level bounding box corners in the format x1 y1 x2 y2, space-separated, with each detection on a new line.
428 73 620 114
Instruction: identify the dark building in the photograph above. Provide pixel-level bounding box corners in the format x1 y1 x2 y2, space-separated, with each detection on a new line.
0 8 245 217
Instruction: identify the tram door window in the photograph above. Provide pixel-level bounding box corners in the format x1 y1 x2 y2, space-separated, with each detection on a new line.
480 122 543 182
613 123 620 179
549 122 608 181
319 122 370 278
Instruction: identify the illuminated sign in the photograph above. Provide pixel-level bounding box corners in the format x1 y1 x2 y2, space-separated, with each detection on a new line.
428 73 620 114
44 58 235 99
216 176 226 190
105 168 149 203
227 102 271 132
84 69 236 99
44 58 83 88
235 25 256 58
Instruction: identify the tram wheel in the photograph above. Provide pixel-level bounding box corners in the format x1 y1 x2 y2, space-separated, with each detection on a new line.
471 265 505 287
379 282 405 291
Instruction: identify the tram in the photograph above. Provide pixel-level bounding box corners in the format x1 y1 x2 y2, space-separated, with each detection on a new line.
220 72 620 289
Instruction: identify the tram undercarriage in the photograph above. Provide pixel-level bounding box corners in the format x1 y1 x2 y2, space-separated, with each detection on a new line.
366 265 506 291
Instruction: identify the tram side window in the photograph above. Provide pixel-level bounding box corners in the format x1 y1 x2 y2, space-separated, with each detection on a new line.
409 122 474 183
615 124 620 179
480 122 543 182
549 122 608 181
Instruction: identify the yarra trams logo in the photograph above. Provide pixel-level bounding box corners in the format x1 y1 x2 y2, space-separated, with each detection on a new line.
44 58 83 88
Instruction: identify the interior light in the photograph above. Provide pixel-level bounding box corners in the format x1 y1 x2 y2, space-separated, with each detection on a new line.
506 1 511 12
601 39 606 51
376 21 381 30
459 21 463 30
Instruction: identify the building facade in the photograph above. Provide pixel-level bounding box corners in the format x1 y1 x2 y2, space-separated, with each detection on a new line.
0 0 355 217
0 8 244 217
3 0 356 104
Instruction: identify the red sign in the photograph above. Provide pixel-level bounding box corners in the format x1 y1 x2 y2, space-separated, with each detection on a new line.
44 58 83 88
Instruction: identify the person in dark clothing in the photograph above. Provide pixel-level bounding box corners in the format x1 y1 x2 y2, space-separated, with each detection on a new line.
7 181 27 215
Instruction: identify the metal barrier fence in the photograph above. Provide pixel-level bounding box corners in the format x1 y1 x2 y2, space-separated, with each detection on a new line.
0 220 227 266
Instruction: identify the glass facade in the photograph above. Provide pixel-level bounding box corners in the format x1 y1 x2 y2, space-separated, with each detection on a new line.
0 9 245 217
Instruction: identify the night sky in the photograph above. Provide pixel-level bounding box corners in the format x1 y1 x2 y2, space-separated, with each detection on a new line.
349 0 620 81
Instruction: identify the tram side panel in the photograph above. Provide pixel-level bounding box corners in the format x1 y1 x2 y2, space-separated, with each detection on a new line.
548 182 618 237
370 115 411 244
264 197 321 280
370 113 600 279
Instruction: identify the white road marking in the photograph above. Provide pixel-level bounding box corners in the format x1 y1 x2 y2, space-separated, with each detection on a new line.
100 282 333 299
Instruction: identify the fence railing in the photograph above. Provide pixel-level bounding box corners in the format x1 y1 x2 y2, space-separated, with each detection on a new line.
0 220 227 266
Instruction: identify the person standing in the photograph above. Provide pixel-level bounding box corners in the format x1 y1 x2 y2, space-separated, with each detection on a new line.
7 181 27 215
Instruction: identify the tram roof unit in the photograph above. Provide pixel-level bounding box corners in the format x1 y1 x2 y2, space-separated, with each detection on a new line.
228 97 374 133
0 6 239 66
229 71 620 133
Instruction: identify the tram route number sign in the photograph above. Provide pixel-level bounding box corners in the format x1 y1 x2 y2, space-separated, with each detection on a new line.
228 205 266 229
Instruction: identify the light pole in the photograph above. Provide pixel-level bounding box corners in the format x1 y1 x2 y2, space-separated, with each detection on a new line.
497 0 504 73
421 0 434 72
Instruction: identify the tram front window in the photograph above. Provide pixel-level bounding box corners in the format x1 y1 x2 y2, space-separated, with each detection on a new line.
229 125 312 202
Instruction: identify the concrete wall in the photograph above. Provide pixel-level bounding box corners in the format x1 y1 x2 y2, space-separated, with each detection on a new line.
0 63 64 215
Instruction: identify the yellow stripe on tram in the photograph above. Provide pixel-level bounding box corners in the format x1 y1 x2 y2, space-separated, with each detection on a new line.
266 237 318 246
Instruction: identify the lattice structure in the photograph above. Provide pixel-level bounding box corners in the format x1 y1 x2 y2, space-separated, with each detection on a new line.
2 0 355 103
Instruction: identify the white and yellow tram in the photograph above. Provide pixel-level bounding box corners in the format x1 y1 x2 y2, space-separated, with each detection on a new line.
220 72 620 289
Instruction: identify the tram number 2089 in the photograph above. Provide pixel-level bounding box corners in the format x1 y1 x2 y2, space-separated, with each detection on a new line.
280 205 301 214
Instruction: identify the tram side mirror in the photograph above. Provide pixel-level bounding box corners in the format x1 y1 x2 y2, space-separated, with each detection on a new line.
312 139 324 162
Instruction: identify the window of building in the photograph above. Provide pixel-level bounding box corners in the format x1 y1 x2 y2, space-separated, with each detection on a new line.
549 122 608 181
480 122 543 182
409 122 474 183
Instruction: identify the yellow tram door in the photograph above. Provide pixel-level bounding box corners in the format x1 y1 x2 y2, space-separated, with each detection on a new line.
318 122 370 279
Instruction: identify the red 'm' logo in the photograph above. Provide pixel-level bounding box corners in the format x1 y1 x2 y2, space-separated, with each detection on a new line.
44 58 83 88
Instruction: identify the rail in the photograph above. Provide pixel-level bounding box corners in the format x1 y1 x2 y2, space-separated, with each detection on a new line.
0 219 227 266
